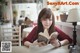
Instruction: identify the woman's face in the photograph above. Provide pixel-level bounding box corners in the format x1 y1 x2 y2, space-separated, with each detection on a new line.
41 16 53 29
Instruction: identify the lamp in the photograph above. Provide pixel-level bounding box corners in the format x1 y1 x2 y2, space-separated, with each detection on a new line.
66 8 80 53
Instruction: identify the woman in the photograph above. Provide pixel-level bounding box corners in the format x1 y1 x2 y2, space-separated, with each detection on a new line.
23 8 72 48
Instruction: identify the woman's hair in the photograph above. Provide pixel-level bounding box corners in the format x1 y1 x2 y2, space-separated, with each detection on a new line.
37 8 55 35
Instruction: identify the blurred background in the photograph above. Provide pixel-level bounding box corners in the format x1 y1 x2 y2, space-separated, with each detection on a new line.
0 0 80 46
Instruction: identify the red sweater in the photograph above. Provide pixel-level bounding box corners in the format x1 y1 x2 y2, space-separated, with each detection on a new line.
23 26 72 44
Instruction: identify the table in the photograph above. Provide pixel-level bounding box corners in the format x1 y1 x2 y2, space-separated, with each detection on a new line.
1 44 80 53
12 45 69 53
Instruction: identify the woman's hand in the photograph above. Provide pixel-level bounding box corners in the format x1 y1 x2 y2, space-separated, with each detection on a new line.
50 36 61 48
33 40 47 47
38 41 47 47
24 41 32 48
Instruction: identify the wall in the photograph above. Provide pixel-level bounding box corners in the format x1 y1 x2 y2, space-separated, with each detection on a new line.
12 3 38 25
0 0 13 41
2 0 13 23
56 22 80 46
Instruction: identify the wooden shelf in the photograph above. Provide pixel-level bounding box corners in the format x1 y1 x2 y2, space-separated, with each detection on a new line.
1 25 21 46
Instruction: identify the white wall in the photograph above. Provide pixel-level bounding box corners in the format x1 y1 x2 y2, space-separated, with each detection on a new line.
0 0 13 41
56 22 80 46
48 0 80 23
12 3 38 25
2 0 13 23
60 0 80 12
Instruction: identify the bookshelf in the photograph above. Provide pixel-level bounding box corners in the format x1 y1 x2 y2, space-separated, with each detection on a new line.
0 23 21 46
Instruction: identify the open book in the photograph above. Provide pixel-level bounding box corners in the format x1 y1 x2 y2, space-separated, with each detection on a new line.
37 29 58 44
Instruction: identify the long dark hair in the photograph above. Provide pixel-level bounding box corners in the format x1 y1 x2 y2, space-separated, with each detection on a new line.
37 8 55 35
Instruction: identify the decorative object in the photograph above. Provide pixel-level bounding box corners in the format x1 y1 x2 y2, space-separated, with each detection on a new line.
66 8 80 53
13 10 18 18
13 10 18 26
37 0 43 14
60 13 68 22
20 10 25 18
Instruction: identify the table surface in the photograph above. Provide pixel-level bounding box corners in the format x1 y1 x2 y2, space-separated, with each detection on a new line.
0 44 69 53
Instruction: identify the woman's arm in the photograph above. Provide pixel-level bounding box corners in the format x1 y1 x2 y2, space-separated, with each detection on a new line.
50 39 69 48
24 40 47 48
60 39 69 46
54 26 72 43
23 26 38 46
